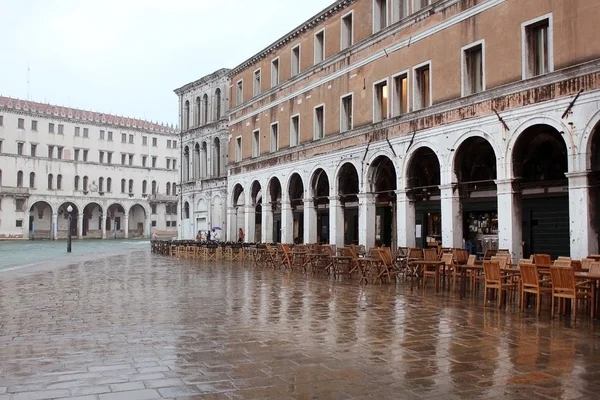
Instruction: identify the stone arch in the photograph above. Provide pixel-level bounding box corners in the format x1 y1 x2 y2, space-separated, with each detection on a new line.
29 200 54 215
453 136 498 185
29 200 54 239
309 167 330 199
183 201 190 219
450 129 502 183
215 88 222 120
83 202 103 237
267 176 282 203
286 172 305 201
366 153 398 194
332 159 361 194
128 203 147 237
184 100 190 130
183 146 190 181
213 137 221 177
194 142 201 179
195 96 201 126
231 182 245 207
58 201 80 239
401 141 443 190
250 180 263 206
203 94 209 124
580 108 600 171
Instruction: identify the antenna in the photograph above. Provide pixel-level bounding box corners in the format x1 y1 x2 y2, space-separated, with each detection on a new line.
27 62 30 101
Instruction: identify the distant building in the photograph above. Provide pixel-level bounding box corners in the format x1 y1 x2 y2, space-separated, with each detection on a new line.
174 69 230 239
0 96 179 239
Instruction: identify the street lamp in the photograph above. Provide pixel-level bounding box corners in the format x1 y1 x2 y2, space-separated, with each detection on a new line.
67 204 73 253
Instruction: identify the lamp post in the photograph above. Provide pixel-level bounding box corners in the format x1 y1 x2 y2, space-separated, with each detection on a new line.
67 204 73 253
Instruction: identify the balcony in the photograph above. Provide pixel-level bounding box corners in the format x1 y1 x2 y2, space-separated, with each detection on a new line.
148 194 177 203
0 186 31 197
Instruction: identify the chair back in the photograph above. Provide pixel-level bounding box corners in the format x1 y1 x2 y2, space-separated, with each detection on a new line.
589 262 600 274
570 260 582 272
483 261 501 282
533 254 551 265
396 247 408 257
441 253 454 266
423 248 438 261
490 255 508 269
322 245 335 256
519 262 539 288
407 248 423 260
550 266 576 293
281 244 292 255
454 249 469 265
467 254 476 266
483 249 497 260
553 259 571 268
581 258 595 270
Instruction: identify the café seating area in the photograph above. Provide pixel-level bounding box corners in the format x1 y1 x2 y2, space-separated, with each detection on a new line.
151 240 600 322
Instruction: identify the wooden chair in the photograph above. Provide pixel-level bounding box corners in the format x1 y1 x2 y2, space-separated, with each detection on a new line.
490 255 509 269
449 249 469 291
581 258 595 270
279 244 293 270
533 254 552 266
406 248 424 278
589 262 600 274
553 259 571 268
421 248 441 289
550 266 592 321
483 249 497 260
519 262 551 314
483 260 519 308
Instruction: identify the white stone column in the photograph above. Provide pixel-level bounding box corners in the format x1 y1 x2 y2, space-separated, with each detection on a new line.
24 212 30 239
303 198 317 243
51 213 58 240
440 184 463 248
124 215 129 239
244 204 256 243
77 213 84 239
281 200 293 244
567 172 598 258
227 206 236 242
329 196 344 248
262 203 273 243
145 215 150 238
101 214 107 239
396 190 416 248
358 193 376 249
496 179 523 261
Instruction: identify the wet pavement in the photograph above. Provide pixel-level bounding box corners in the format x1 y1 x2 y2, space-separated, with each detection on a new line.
0 248 600 399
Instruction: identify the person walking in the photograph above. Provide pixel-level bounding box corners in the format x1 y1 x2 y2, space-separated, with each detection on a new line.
238 228 245 243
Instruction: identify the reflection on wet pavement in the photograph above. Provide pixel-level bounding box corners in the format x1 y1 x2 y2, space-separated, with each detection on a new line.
0 249 599 399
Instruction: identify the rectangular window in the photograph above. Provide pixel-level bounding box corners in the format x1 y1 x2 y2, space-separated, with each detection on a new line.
252 130 260 158
172 159 176 170
107 152 112 164
253 69 261 96
31 120 38 131
75 127 80 136
341 94 353 132
142 155 147 167
290 115 300 147
392 72 408 116
99 151 105 163
48 145 54 159
152 137 157 147
414 63 431 110
121 133 127 143
108 131 113 141
16 200 25 212
58 124 64 134
393 0 409 22
18 118 24 129
129 134 134 144
152 156 157 168
151 204 157 214
463 42 484 96
16 220 23 227
291 45 300 77
30 143 37 157
128 154 133 166
74 148 79 161
172 140 177 148
235 137 242 162
314 105 324 139
121 153 126 165
83 128 89 138
0 115 3 126
314 30 325 63
374 80 389 122
270 123 279 153
341 12 353 50
373 0 388 33
143 136 148 146
49 123 55 133
17 142 24 155
271 58 280 87
83 149 88 162
523 16 552 78
151 220 157 227
236 80 243 106
167 159 171 169
413 0 430 12
57 146 63 159
100 130 105 140
166 139 171 148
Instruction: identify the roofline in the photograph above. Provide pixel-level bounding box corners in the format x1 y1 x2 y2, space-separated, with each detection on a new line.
227 0 355 78
173 68 232 95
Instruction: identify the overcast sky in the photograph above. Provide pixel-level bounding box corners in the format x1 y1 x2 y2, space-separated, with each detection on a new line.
0 0 331 126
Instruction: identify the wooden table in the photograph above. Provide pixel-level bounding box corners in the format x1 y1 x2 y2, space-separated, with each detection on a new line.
539 270 600 318
408 260 445 292
332 255 353 277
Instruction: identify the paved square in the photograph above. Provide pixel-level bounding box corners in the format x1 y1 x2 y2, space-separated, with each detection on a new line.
1 249 600 399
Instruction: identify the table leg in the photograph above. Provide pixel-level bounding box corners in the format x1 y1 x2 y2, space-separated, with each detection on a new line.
460 268 466 299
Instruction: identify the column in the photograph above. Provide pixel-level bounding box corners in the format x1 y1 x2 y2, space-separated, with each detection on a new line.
24 212 30 239
396 190 416 248
358 193 376 249
303 198 317 243
262 203 273 243
496 179 523 261
124 215 129 239
567 172 598 258
227 206 237 242
51 213 58 240
77 213 84 239
145 214 151 238
281 200 293 244
101 214 107 239
329 196 344 248
440 184 463 248
244 204 256 243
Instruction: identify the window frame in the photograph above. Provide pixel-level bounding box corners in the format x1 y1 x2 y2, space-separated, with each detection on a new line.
461 39 486 97
340 92 354 132
253 68 262 96
373 77 390 123
391 69 410 117
271 57 280 88
291 44 301 77
290 114 300 147
314 29 325 64
521 13 554 79
373 0 389 33
236 79 244 105
252 129 260 158
235 136 242 162
412 60 432 111
313 104 325 140
340 10 354 50
270 122 280 153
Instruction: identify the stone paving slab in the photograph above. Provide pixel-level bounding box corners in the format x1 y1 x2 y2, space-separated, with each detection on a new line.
0 249 600 399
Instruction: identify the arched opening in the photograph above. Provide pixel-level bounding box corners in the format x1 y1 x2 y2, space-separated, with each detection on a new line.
201 142 208 178
211 196 224 239
128 179 134 194
99 177 105 193
215 88 222 120
195 96 201 126
338 163 360 246
48 173 54 190
288 173 304 243
233 184 246 241
83 176 88 192
251 181 263 242
268 177 282 243
406 147 441 248
512 124 569 258
311 168 330 243
172 182 177 195
121 179 126 193
213 138 221 177
17 170 23 188
184 100 190 130
183 146 190 181
590 121 600 252
454 137 498 257
166 182 171 196
83 203 103 237
106 203 126 237
74 175 80 190
184 202 190 219
142 180 147 195
368 156 397 247
107 177 112 193
152 180 157 195
129 204 146 238
57 174 62 190
203 94 209 124
194 143 201 179
196 199 208 234
29 201 53 239
58 202 78 239
29 172 35 188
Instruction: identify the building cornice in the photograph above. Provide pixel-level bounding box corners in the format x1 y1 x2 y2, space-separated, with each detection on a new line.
173 68 231 95
227 0 356 78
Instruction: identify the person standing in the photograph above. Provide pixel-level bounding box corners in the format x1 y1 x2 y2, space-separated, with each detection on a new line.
206 230 211 242
238 228 245 243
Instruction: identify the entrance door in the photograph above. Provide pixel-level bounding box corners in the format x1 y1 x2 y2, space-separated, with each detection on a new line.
376 206 393 247
344 208 359 245
293 212 304 243
317 213 330 243
522 196 569 259
273 213 282 243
